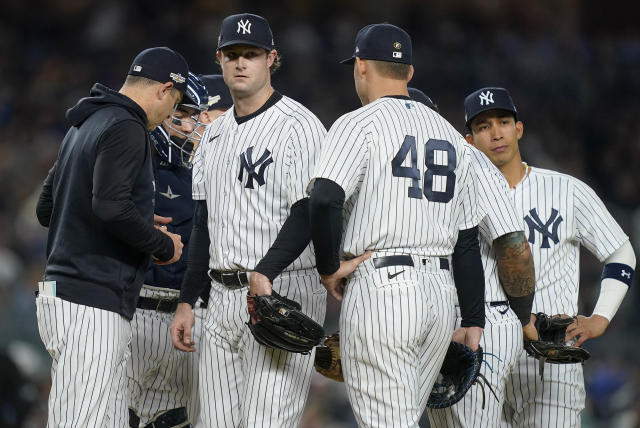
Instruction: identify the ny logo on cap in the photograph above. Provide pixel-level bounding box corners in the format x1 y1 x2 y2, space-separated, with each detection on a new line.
237 19 252 34
479 91 494 106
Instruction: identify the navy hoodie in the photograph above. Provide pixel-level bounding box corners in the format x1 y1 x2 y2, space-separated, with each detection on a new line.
36 83 174 319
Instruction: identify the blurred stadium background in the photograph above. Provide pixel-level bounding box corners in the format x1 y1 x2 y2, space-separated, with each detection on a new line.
1 0 638 426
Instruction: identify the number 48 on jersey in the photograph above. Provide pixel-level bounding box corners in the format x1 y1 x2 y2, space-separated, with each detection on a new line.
391 135 457 202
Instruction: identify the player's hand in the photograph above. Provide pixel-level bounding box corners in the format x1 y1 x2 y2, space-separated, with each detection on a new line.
565 314 609 347
522 313 539 341
249 271 272 297
154 229 183 265
320 251 372 301
451 326 483 352
170 303 196 352
154 214 173 226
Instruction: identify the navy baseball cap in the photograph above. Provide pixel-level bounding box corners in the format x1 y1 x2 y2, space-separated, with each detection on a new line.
464 87 518 128
341 23 412 65
217 13 275 51
408 87 438 112
127 47 189 93
198 74 233 110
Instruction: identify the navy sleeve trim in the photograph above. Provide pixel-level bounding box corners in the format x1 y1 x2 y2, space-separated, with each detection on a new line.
309 178 345 275
452 226 486 328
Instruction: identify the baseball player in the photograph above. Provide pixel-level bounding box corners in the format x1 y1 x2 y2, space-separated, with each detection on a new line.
127 72 232 428
170 13 327 427
406 92 539 425
308 23 487 428
34 47 185 427
463 87 636 427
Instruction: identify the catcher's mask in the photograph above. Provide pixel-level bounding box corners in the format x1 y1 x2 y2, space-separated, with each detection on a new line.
151 72 209 168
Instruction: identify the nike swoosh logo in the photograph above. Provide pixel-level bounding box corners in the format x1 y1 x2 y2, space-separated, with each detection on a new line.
209 134 221 142
387 270 405 280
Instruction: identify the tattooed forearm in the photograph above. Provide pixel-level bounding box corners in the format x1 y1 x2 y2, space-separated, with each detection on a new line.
494 231 535 297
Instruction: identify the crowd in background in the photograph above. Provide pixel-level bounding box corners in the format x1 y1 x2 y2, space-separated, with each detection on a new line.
1 1 638 426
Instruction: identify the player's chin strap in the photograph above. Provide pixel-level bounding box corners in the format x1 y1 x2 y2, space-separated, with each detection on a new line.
129 407 192 428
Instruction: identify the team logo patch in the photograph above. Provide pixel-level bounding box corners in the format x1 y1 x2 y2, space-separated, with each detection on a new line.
159 185 181 200
238 146 274 189
478 91 494 106
393 41 402 49
237 19 252 34
279 308 289 316
208 94 221 107
524 208 563 248
170 72 186 84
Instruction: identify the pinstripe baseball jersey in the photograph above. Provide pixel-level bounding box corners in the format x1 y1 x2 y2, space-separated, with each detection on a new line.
192 93 326 271
466 145 526 302
512 166 628 316
310 97 480 257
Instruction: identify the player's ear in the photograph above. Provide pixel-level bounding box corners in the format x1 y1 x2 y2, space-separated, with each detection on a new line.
355 57 367 76
465 134 475 146
159 82 174 100
515 121 524 140
266 49 276 67
407 65 414 83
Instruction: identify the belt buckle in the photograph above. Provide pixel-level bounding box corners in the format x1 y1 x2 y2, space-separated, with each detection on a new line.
235 271 245 286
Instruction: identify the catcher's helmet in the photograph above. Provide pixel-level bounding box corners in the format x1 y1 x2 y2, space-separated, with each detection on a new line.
151 72 209 167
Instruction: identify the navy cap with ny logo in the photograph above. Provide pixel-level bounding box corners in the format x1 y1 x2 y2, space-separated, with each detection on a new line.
340 23 412 65
217 13 275 51
127 47 189 93
464 87 518 128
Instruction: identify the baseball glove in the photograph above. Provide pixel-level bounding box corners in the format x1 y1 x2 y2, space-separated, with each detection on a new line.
314 331 343 382
427 342 495 409
246 292 325 354
523 313 590 377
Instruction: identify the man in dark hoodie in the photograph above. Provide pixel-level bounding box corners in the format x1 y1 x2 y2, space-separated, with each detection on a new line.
35 47 186 427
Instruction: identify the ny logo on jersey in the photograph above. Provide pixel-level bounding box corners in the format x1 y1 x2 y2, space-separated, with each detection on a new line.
237 19 252 34
238 146 273 189
524 208 563 248
478 91 494 106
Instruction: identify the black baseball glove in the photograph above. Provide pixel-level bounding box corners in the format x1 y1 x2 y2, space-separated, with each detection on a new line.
246 291 325 354
427 342 494 409
523 313 590 377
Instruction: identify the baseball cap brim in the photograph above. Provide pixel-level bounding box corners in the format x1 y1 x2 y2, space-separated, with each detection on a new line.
466 108 518 128
340 56 356 65
218 40 273 51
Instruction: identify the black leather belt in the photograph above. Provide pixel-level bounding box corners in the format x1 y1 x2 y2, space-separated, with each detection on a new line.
208 269 249 289
136 296 179 313
373 255 450 270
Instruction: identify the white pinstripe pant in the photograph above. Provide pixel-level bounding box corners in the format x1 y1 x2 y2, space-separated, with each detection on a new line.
197 269 326 427
427 305 523 427
341 262 457 428
127 286 206 426
36 294 131 427
501 351 585 427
